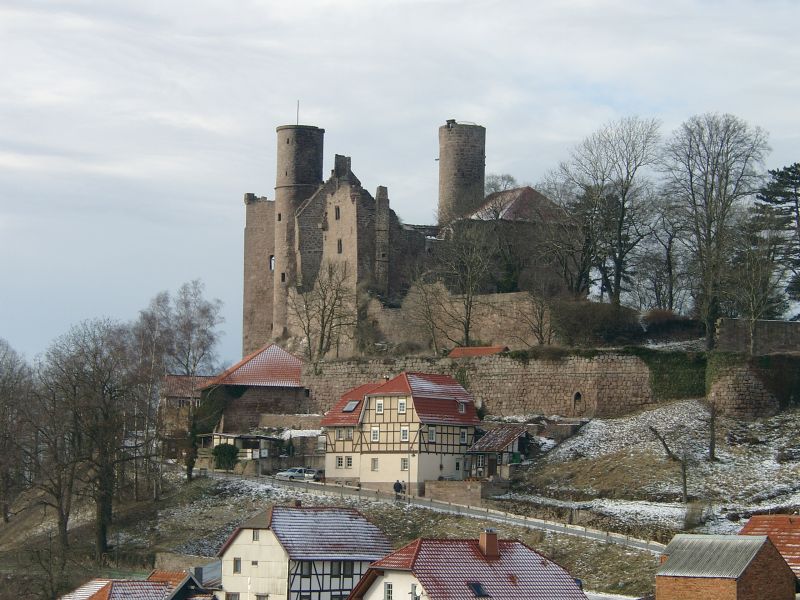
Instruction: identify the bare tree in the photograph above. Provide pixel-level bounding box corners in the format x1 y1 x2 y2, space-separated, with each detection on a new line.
433 227 491 347
559 117 661 305
484 173 518 196
167 280 224 377
0 339 30 523
662 113 770 348
288 261 357 362
403 274 447 355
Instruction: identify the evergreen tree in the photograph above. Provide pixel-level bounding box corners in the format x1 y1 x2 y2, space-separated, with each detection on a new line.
756 163 800 302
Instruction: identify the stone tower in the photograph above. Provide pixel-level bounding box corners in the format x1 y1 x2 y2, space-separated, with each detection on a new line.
272 125 325 338
438 119 486 223
242 193 275 355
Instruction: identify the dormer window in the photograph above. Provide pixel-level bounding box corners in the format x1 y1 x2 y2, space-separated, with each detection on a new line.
458 402 466 414
467 582 489 597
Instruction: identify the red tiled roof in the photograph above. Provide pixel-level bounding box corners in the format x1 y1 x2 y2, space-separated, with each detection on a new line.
362 538 587 600
321 382 384 426
468 425 528 453
146 570 188 590
218 507 392 562
368 373 479 426
202 344 302 389
448 346 508 358
740 514 800 577
161 375 214 399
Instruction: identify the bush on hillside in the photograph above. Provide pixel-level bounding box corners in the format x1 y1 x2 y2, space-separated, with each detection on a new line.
212 443 239 471
642 309 703 340
550 301 643 346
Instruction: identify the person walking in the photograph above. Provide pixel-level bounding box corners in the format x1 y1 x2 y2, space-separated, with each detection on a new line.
393 479 403 500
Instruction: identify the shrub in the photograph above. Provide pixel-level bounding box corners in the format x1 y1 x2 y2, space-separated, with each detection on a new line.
642 309 703 340
550 301 643 346
212 443 239 471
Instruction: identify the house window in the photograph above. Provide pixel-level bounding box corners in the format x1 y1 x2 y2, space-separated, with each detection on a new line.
226 594 240 600
251 560 258 566
345 427 353 440
335 206 341 220
269 255 275 271
371 458 379 471
332 560 352 577
252 529 259 541
256 596 268 600
400 426 409 442
458 402 466 414
336 456 344 469
477 455 484 467
375 399 384 414
337 428 345 440
456 461 460 471
317 436 326 452
371 426 380 442
345 456 353 469
428 426 436 443
337 239 343 254
460 428 468 444
384 582 393 600
233 557 241 574
301 561 312 577
398 399 406 414
400 457 409 471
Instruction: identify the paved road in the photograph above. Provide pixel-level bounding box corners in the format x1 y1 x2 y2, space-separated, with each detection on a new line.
210 471 666 555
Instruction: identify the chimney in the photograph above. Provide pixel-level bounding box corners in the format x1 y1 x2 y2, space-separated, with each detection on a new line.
479 528 499 559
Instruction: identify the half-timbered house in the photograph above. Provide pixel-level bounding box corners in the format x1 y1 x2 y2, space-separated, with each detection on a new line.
320 372 480 494
215 506 391 600
465 424 529 480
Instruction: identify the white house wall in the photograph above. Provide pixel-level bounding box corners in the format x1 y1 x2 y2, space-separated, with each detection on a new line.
360 571 424 600
218 529 289 600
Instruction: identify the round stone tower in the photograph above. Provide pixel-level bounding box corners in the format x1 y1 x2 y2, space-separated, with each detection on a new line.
272 124 325 338
438 119 486 224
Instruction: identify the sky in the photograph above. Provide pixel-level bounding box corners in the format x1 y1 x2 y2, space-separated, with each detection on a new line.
1 0 798 367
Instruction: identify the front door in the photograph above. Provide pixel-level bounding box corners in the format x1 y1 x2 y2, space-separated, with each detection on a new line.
488 455 497 477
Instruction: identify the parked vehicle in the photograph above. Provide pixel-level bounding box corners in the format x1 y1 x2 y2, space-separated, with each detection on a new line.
275 467 321 481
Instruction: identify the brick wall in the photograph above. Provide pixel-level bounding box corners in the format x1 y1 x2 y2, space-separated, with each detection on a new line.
716 318 800 355
656 542 794 600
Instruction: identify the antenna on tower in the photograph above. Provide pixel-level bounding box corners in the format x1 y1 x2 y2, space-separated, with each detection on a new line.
296 100 300 125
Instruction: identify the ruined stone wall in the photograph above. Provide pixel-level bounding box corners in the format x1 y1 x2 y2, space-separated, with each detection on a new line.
716 318 800 355
368 290 543 351
301 353 654 418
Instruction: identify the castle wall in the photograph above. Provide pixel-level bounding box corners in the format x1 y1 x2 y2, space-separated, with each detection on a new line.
716 318 800 355
243 194 276 355
301 353 654 418
708 365 780 418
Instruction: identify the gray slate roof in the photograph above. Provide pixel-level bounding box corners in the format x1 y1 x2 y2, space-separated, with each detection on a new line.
657 534 769 578
231 507 392 562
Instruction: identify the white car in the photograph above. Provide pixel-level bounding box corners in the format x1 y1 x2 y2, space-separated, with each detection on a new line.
274 467 318 481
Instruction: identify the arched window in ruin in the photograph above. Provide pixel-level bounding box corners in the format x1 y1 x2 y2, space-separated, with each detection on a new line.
573 391 584 414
